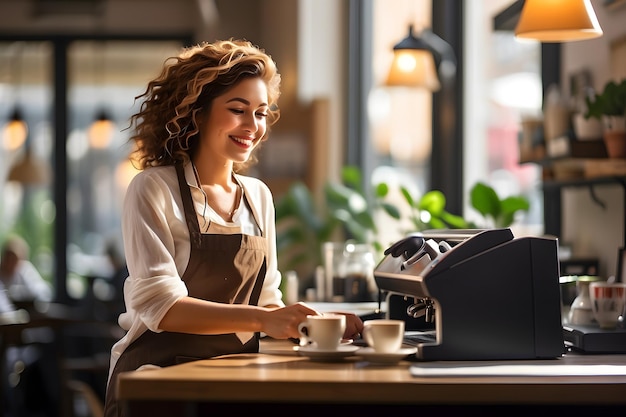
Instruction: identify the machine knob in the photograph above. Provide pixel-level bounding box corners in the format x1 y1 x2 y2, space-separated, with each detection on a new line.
406 299 427 318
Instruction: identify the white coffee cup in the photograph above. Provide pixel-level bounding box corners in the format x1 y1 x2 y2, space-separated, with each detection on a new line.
298 314 346 350
589 282 626 329
362 319 404 353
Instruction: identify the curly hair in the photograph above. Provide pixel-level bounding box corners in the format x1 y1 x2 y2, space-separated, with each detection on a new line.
128 39 281 171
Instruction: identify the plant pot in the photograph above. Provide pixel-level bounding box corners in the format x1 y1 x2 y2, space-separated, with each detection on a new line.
603 130 626 158
573 113 602 141
602 115 626 132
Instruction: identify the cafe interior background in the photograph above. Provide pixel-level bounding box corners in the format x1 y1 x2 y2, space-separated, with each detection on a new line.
0 0 625 414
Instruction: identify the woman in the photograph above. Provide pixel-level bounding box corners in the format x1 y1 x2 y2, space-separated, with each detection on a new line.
103 39 363 416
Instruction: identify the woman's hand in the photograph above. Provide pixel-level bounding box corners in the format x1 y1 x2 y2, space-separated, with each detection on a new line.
261 302 320 340
338 312 364 340
261 304 364 341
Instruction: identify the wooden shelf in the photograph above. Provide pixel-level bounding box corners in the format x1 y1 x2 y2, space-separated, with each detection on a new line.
543 173 626 190
521 155 626 183
522 154 626 240
583 159 626 178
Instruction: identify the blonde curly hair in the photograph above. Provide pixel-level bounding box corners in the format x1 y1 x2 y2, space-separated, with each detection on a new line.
128 39 281 171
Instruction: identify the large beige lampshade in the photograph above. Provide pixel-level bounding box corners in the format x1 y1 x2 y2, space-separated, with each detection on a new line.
515 0 603 42
386 25 440 91
7 148 52 185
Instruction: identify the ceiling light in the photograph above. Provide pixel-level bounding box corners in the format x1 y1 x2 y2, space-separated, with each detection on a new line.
515 0 603 42
3 108 28 151
88 110 115 149
386 25 440 91
7 147 51 185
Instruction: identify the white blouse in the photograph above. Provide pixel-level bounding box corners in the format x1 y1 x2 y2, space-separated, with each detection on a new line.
108 162 284 381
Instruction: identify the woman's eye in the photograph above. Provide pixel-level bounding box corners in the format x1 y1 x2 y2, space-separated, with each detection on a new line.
256 112 268 118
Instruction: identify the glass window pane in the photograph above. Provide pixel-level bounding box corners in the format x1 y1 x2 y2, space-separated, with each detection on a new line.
1 41 55 289
367 0 433 248
465 1 544 235
66 40 182 300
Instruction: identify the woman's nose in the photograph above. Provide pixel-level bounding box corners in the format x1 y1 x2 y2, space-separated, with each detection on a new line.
241 112 259 132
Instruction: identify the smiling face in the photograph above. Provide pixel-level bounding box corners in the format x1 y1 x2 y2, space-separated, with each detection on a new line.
196 76 269 167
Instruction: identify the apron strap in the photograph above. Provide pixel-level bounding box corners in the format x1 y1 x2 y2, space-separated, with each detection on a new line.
175 162 202 247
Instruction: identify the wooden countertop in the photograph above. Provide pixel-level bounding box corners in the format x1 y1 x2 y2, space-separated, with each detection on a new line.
117 338 626 407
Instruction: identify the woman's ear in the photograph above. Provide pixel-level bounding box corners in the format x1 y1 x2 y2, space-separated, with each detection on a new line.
194 109 205 130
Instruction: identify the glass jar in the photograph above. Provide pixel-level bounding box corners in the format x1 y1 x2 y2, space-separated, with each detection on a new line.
333 243 376 303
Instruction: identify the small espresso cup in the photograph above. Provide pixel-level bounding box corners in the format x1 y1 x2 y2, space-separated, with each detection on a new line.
589 282 626 329
362 319 405 353
298 314 346 350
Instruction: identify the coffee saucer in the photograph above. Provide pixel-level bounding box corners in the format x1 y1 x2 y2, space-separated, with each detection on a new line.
356 347 418 364
294 344 359 361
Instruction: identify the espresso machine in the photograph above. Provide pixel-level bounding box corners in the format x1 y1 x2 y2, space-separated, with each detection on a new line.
374 228 565 360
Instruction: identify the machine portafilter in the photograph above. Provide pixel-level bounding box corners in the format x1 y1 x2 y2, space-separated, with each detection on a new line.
383 233 449 323
406 298 436 322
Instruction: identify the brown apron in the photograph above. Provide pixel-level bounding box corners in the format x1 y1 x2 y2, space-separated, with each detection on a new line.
104 163 268 417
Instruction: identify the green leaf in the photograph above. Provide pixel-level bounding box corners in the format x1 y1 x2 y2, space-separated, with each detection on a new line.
497 196 530 227
440 211 469 229
290 183 324 231
497 212 516 228
428 217 447 229
380 202 401 219
470 182 501 218
374 182 389 198
325 182 354 206
400 186 415 207
343 218 370 243
585 79 626 119
352 210 377 231
418 190 446 215
500 196 530 216
341 165 362 190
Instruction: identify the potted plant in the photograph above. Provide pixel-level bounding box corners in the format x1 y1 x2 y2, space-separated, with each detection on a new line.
585 79 626 158
275 166 531 291
399 182 530 231
274 165 400 286
572 86 603 141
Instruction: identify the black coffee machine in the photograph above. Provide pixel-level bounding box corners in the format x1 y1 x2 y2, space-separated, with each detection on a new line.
375 228 565 360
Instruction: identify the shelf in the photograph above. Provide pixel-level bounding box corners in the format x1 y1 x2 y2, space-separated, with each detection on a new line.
583 159 626 178
543 175 626 190
520 139 609 166
521 154 626 185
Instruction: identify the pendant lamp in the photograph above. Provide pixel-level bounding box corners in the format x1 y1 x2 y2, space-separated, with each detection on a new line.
88 110 115 149
386 25 440 91
3 108 28 151
3 42 29 151
7 147 52 185
88 41 115 149
515 0 603 42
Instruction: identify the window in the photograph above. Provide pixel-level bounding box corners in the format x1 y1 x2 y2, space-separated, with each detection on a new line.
1 41 55 285
1 37 187 303
464 1 543 235
65 40 182 300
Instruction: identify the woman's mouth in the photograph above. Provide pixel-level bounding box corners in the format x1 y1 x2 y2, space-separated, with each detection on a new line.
231 136 255 147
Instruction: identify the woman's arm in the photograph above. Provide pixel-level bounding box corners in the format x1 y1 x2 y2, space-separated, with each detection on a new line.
159 298 319 339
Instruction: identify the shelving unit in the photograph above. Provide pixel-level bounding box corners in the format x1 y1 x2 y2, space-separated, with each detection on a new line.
528 157 626 248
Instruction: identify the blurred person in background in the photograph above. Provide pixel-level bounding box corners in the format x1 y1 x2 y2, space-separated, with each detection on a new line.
0 235 52 304
1 236 58 416
0 281 16 313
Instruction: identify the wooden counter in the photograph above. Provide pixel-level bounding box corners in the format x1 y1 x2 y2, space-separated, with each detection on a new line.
117 338 626 416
